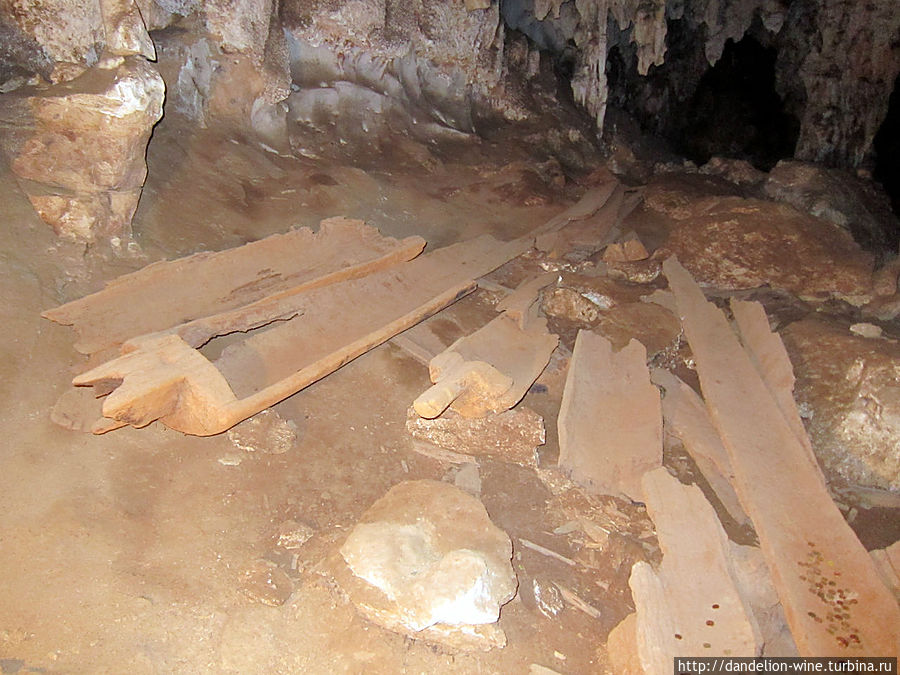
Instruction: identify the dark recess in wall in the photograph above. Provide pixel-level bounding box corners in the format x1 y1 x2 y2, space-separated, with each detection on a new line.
874 74 900 223
673 35 799 171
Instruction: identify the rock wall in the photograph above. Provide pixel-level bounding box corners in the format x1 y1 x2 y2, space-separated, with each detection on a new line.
0 56 164 240
2 0 897 240
512 0 899 172
0 0 162 241
776 0 900 168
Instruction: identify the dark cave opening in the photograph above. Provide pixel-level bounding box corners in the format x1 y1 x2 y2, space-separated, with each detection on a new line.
874 73 900 224
672 34 799 171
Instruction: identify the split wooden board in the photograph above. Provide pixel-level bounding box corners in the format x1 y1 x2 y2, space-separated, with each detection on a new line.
870 541 900 600
650 368 750 526
495 272 558 329
629 467 762 674
535 183 625 257
531 174 621 240
74 234 527 436
663 256 900 656
729 299 825 484
44 217 426 354
557 331 662 501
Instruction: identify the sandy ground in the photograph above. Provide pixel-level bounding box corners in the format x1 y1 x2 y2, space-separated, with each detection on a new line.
0 117 651 673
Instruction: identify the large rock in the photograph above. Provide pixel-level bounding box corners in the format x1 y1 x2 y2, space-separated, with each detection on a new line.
0 0 105 75
100 0 156 60
338 479 517 651
763 160 899 253
781 318 900 492
778 0 900 169
659 196 875 304
0 55 164 240
0 0 154 82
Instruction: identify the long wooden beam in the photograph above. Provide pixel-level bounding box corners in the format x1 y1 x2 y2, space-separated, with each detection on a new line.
663 256 899 656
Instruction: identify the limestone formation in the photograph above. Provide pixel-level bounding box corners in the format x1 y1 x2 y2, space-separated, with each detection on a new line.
0 0 156 78
778 0 900 168
0 56 164 240
406 406 545 466
781 318 900 492
100 0 156 60
763 160 899 252
699 156 766 188
0 0 105 72
338 480 517 651
502 0 897 175
659 196 874 304
284 0 512 139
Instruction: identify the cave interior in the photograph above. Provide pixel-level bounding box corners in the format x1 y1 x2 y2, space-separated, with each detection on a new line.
0 0 899 671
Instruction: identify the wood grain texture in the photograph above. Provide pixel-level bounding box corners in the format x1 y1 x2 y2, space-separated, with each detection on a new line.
663 256 900 656
729 299 825 484
650 368 750 526
75 235 526 436
557 331 662 501
414 311 558 419
629 467 761 674
45 218 425 354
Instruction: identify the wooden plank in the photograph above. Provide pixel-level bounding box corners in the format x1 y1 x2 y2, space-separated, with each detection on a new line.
629 467 762 673
530 175 620 241
729 299 825 484
557 331 662 501
663 256 900 656
495 272 557 329
535 183 624 257
44 217 425 354
74 235 526 436
869 541 900 602
650 368 750 526
391 288 505 365
412 312 558 418
607 613 643 675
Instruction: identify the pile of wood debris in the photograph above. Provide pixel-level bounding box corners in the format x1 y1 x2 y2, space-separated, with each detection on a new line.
44 170 899 664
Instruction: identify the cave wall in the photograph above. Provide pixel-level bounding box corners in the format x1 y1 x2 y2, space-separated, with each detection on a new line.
519 0 899 172
777 0 899 168
1 0 897 239
0 0 163 240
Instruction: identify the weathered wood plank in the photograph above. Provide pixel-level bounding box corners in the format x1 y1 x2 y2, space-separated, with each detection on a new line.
870 541 900 601
413 311 558 419
535 183 625 257
628 467 761 674
729 299 825 484
530 174 620 241
495 272 557 329
650 368 750 526
663 256 900 656
75 235 526 436
557 331 661 501
45 217 425 354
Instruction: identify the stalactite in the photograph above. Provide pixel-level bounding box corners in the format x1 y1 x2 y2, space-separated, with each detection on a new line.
571 0 610 128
